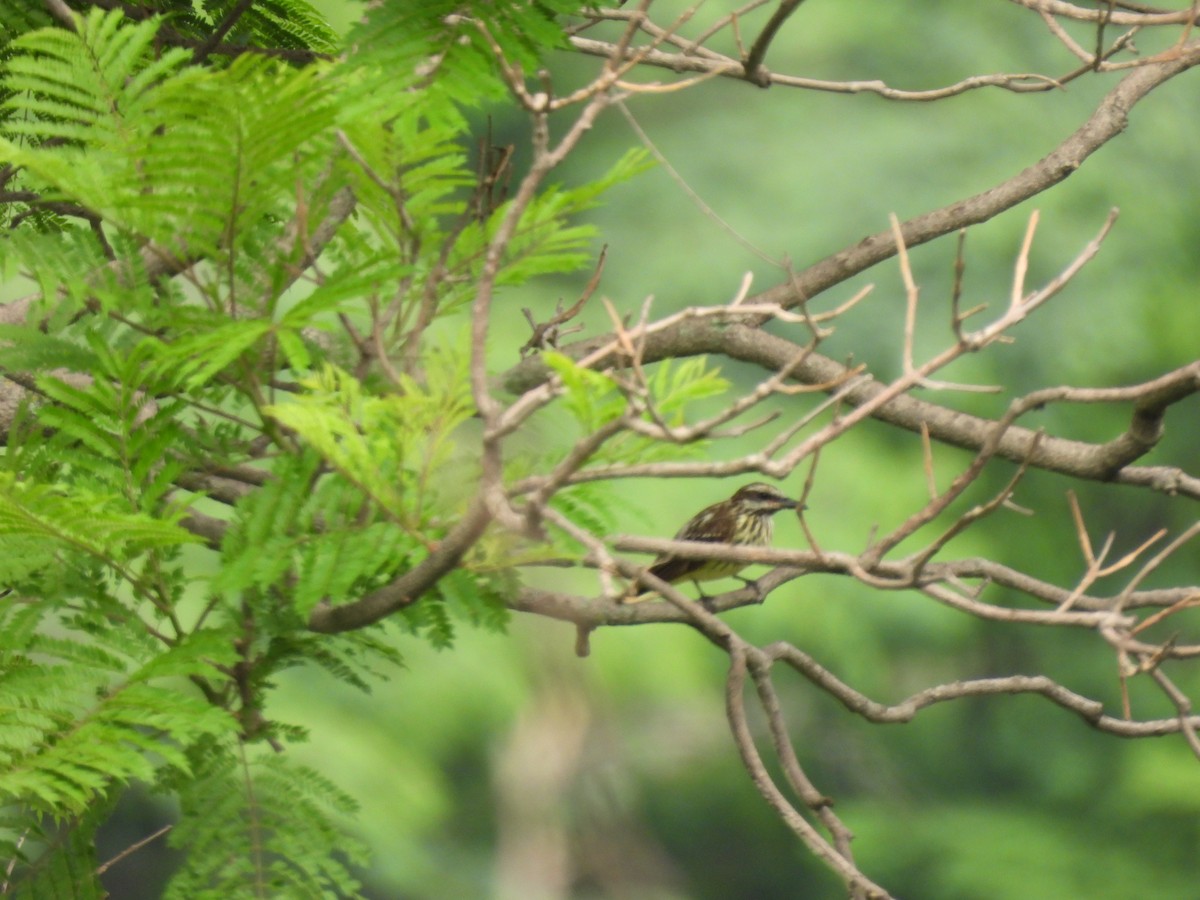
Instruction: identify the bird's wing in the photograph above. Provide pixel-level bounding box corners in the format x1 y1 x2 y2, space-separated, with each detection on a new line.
647 506 728 582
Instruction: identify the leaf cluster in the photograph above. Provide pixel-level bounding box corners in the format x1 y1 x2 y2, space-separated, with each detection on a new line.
0 2 654 893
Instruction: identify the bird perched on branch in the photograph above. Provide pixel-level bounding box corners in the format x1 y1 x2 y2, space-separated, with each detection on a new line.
638 482 800 598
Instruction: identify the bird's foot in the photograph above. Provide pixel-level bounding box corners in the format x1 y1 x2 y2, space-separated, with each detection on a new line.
734 575 766 604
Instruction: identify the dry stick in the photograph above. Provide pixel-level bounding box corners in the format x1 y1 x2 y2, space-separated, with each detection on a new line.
570 37 1063 98
95 824 173 876
948 228 973 338
527 325 1200 499
746 657 863 870
796 446 825 553
685 0 775 52
743 42 1200 306
866 420 1038 568
742 0 810 85
1178 0 1200 50
893 212 921 380
920 422 938 499
904 434 1044 574
1040 8 1113 62
1132 592 1200 636
759 640 1200 737
1057 491 1168 612
1010 209 1039 308
895 212 998 393
520 246 607 356
1007 0 1200 26
1113 521 1200 613
567 4 720 58
1148 668 1200 760
1069 489 1100 566
726 646 893 899
548 0 706 111
1094 0 1116 69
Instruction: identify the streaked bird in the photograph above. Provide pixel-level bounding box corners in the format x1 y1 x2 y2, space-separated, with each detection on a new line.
641 482 800 597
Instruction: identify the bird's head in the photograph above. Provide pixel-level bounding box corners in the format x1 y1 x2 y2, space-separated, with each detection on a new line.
730 483 801 515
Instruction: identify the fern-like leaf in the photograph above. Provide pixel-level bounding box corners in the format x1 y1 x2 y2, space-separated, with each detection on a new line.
165 746 365 899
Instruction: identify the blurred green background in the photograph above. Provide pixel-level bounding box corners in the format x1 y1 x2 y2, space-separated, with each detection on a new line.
106 2 1200 897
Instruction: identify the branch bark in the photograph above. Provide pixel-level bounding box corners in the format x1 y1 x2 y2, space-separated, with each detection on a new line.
306 493 493 633
753 42 1200 309
505 322 1200 498
503 44 1200 491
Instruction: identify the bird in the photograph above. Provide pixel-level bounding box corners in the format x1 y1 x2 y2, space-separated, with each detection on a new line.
638 482 800 598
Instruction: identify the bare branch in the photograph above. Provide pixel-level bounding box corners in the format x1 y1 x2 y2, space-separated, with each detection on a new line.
40 0 76 28
742 0 810 85
1009 0 1200 26
190 0 256 64
749 48 1200 310
512 325 1200 499
726 646 893 898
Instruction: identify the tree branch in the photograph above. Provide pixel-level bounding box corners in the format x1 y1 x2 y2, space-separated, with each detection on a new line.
741 0 809 86
752 42 1200 309
505 322 1200 498
306 493 493 633
191 0 257 65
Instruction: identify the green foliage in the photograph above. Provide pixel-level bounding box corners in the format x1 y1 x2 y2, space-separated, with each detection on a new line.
165 744 366 899
543 351 730 462
0 799 112 900
0 611 237 895
0 470 197 562
0 3 637 892
340 0 599 117
488 149 654 285
0 9 338 253
0 626 237 816
204 0 339 56
0 1 1192 898
264 360 474 521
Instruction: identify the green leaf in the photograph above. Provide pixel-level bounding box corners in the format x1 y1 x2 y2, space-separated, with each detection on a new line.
279 256 412 327
542 350 626 430
153 319 272 390
0 473 201 561
649 355 730 423
166 748 366 899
